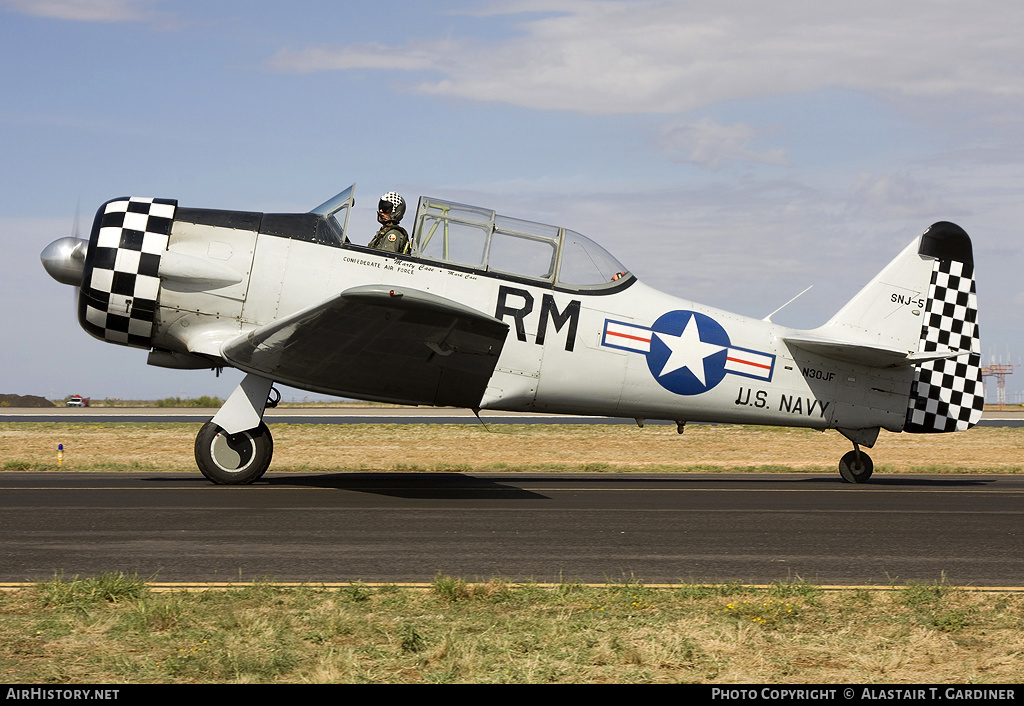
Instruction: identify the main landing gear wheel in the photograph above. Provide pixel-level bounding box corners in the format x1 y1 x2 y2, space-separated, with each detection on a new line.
838 449 873 484
194 420 273 485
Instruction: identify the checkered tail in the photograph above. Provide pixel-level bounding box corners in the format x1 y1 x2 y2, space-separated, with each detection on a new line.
78 197 177 348
904 225 984 433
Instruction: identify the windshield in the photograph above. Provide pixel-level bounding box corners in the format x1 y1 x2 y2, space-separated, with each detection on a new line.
310 185 355 244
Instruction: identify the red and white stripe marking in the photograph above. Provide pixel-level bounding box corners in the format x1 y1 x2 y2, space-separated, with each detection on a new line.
603 321 652 353
725 348 774 380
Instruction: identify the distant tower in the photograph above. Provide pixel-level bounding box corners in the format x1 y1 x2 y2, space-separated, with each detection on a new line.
981 363 1018 409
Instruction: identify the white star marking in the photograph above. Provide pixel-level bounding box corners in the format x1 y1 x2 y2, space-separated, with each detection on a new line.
654 315 726 386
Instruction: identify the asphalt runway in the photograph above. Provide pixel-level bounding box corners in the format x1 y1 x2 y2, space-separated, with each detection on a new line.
2 408 1021 586
1 471 1022 586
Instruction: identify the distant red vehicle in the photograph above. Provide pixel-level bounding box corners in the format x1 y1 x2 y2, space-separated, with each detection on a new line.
66 395 90 407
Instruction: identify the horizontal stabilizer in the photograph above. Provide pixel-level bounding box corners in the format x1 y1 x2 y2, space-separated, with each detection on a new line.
783 333 969 368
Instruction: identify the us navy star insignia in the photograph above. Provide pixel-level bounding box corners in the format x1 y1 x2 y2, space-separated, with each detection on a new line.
654 316 726 386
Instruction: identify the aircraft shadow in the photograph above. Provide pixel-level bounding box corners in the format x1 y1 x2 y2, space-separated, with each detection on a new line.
138 471 1000 499
148 471 995 493
258 472 550 499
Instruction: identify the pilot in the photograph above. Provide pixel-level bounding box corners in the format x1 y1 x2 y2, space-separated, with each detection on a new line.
368 191 410 254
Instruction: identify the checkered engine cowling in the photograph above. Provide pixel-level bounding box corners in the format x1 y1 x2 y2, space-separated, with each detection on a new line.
904 224 984 433
78 197 177 348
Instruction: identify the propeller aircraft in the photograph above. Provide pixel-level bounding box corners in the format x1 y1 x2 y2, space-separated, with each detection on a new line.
41 185 983 484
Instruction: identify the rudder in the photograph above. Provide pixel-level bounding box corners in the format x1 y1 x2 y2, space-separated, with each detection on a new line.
904 222 984 433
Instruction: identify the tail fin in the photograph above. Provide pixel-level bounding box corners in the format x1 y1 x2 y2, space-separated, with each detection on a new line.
904 223 983 432
798 222 983 432
815 228 940 354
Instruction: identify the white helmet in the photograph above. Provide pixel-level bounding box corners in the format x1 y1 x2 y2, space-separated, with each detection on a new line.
378 191 406 224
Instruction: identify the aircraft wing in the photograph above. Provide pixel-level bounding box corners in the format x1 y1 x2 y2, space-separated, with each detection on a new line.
783 333 968 368
221 285 509 407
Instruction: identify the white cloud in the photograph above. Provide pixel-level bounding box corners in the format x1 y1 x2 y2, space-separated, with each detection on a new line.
848 172 953 221
268 42 444 73
655 118 788 170
267 1 1024 115
1 0 154 22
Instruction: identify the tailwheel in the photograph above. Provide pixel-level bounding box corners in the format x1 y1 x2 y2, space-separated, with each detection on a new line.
194 420 273 485
838 449 873 484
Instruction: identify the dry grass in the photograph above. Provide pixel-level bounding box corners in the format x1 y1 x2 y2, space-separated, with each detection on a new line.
0 577 1021 684
1 422 1021 475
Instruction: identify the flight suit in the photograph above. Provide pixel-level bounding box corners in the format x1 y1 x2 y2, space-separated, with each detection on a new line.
369 224 409 254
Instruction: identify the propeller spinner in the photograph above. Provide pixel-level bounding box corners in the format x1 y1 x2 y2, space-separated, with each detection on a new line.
40 236 89 286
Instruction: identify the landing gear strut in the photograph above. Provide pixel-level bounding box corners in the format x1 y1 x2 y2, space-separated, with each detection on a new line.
836 428 878 484
195 373 276 484
838 446 873 484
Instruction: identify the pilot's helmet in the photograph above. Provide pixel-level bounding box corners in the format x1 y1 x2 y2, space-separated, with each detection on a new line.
378 192 406 224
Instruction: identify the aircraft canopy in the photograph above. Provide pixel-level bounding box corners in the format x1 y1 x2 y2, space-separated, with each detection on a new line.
310 186 632 290
410 196 631 290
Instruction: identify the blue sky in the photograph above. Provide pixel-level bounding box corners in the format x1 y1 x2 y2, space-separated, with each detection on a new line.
3 0 1023 402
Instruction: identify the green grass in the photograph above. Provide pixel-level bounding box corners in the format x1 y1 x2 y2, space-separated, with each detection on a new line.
37 571 149 609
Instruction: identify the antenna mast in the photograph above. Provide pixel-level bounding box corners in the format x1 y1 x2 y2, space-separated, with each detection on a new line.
981 363 1018 410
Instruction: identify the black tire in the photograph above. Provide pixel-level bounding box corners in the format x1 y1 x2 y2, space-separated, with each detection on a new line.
194 420 273 485
838 449 873 484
